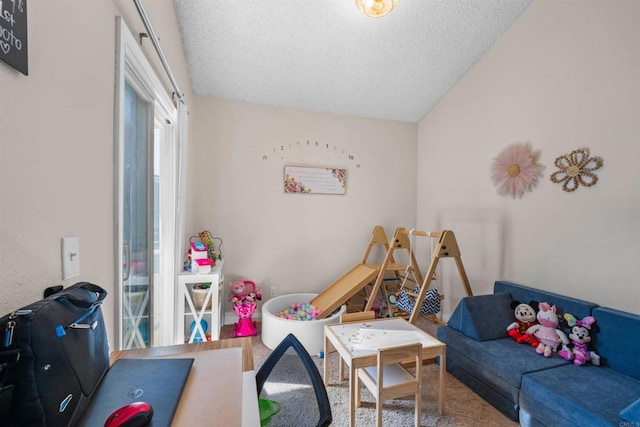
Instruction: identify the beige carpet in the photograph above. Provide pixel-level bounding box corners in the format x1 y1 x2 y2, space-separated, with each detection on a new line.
223 320 518 426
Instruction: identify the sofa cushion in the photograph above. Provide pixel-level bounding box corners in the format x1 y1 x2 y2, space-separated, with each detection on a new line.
494 281 597 320
592 307 640 381
437 326 568 392
446 292 513 341
444 345 521 420
620 398 640 423
520 364 640 427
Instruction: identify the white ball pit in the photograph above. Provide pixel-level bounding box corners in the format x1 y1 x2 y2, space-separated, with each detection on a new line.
261 293 346 355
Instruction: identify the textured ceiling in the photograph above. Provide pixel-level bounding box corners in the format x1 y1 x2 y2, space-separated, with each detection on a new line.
175 0 533 123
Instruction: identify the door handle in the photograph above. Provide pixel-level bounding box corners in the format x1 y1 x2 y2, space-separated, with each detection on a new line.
122 242 131 282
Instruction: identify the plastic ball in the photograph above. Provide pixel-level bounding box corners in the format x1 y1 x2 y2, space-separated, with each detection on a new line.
276 301 322 321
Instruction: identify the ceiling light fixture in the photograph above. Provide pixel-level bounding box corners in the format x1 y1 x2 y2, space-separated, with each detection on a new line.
355 0 399 18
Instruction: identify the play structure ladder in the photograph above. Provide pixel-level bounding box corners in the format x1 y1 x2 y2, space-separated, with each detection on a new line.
404 230 473 324
311 226 390 319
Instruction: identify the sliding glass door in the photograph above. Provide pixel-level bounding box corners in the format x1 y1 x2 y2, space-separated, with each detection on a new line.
121 80 153 349
115 18 180 350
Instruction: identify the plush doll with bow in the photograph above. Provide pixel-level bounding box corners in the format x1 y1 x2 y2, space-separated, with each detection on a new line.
558 314 601 366
506 300 540 347
526 302 569 357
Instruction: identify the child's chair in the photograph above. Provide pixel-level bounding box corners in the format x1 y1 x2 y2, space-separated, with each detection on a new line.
338 311 376 381
356 342 423 427
256 333 332 427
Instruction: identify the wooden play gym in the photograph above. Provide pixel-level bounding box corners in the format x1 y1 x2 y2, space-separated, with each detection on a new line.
310 225 474 324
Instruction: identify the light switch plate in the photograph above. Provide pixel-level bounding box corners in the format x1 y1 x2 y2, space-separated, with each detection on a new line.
62 237 80 280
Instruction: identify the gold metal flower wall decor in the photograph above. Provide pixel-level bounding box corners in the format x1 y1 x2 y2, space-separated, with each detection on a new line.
549 148 603 192
491 142 544 199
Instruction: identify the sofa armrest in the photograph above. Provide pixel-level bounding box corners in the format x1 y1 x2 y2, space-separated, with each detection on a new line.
447 293 513 341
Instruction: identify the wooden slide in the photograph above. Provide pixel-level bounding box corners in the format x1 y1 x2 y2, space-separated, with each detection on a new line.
311 226 389 319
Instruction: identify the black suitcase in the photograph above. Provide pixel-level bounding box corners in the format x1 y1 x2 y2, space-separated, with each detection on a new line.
0 282 109 426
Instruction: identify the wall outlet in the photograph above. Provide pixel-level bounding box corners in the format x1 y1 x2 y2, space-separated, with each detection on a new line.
270 287 277 297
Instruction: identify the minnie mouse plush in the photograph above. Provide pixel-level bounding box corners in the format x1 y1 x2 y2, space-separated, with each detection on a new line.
506 300 540 347
559 314 601 366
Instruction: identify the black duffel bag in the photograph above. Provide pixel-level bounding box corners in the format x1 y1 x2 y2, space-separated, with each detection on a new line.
0 282 109 426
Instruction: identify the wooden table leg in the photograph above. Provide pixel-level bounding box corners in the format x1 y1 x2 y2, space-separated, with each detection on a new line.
349 364 356 427
324 335 330 386
439 347 446 415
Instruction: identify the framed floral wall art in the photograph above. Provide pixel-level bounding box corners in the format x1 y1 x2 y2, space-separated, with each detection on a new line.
283 166 347 194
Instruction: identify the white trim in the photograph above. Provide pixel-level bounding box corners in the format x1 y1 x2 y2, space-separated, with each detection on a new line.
114 16 181 349
174 102 189 341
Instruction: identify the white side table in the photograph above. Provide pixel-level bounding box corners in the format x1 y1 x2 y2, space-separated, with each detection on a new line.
177 260 224 343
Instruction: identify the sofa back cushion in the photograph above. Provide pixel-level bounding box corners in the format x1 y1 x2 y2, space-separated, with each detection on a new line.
447 292 514 341
494 281 597 320
592 307 640 380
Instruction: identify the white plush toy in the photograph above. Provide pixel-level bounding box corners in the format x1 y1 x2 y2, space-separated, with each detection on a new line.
526 302 569 357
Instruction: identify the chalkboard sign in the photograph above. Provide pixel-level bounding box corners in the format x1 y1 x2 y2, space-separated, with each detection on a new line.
0 0 28 75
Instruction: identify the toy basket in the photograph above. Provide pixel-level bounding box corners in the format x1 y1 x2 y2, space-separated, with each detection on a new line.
191 285 212 310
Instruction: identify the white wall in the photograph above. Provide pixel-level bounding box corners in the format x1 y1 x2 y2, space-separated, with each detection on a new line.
3 0 637 345
0 0 193 345
188 98 417 307
417 0 640 318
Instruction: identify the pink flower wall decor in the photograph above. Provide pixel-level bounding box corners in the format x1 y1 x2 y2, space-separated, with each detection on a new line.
491 143 544 199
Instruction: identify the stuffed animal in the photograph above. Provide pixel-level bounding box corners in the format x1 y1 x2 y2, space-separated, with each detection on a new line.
526 302 569 357
229 281 246 303
229 280 262 304
506 300 540 347
558 314 601 366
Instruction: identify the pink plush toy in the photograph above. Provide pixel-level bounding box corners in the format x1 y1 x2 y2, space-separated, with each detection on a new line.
229 280 261 338
229 280 262 304
526 302 569 357
558 314 601 366
229 281 246 303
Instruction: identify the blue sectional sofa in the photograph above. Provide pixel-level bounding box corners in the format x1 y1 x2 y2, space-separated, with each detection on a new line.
436 281 640 426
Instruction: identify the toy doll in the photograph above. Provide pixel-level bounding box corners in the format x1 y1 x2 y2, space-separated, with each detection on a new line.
506 300 540 347
559 314 600 366
526 302 569 357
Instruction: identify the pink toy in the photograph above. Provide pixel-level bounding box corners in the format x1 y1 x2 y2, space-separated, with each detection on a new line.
229 280 261 337
526 302 569 357
233 300 258 338
229 280 262 304
558 314 601 366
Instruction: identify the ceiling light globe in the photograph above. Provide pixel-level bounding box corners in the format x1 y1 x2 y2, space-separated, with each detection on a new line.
355 0 399 18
